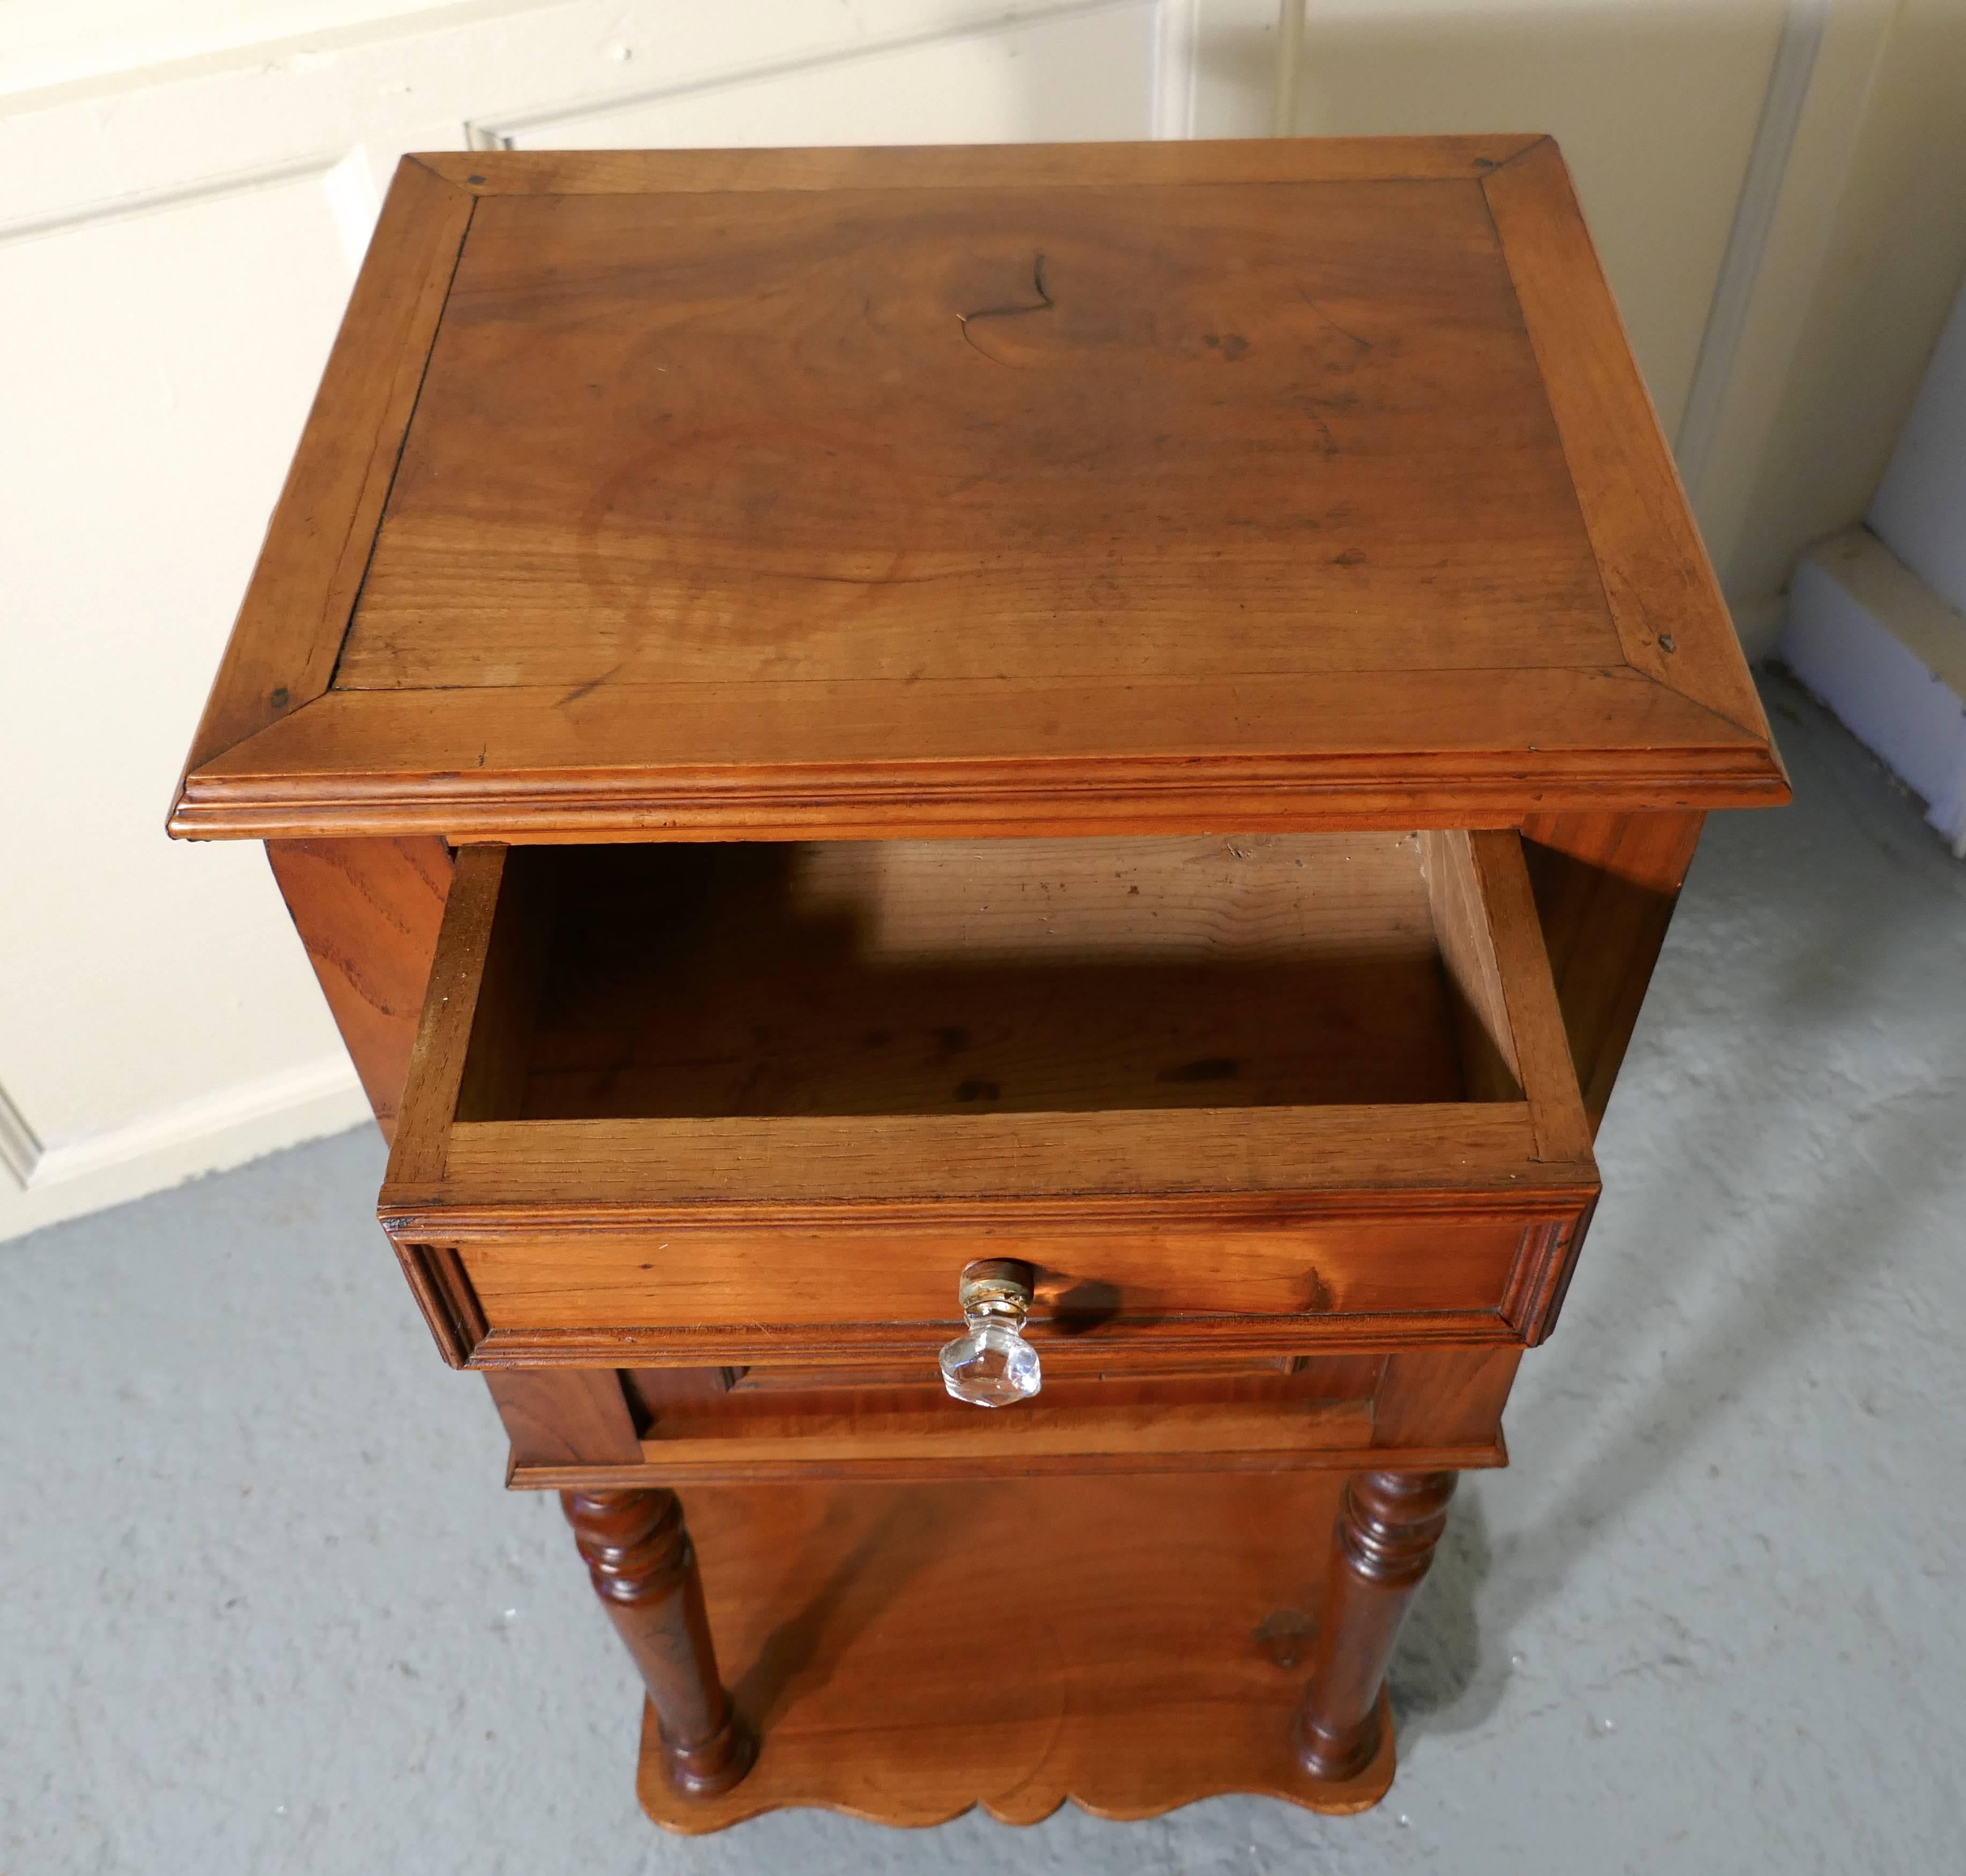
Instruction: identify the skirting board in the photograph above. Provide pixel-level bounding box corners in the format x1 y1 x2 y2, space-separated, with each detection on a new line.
1779 527 1966 856
0 1055 372 1246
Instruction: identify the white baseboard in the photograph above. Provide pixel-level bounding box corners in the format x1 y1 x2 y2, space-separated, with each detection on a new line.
1779 526 1966 856
0 1055 373 1246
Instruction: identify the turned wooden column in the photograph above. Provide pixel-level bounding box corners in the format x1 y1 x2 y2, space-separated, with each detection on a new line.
1293 1470 1458 1781
562 1488 757 1797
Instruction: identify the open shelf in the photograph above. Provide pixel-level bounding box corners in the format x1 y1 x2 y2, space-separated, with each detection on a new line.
635 1472 1395 1831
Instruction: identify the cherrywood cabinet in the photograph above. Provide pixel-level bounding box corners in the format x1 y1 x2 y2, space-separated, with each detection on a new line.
173 136 1785 1829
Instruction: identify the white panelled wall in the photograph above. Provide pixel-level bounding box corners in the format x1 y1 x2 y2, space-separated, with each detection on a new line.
1781 276 1966 856
2 0 1963 1241
0 0 1218 1241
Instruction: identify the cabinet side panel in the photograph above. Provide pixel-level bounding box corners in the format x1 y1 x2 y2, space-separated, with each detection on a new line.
1373 1347 1521 1450
484 1369 643 1465
1518 811 1703 1131
265 836 454 1139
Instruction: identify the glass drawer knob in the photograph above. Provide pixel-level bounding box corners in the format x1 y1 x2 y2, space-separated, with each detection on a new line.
938 1259 1041 1407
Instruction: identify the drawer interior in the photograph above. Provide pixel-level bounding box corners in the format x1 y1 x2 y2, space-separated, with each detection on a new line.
458 832 1524 1124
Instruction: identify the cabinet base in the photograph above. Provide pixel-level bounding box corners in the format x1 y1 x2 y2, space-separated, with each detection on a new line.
634 1473 1397 1833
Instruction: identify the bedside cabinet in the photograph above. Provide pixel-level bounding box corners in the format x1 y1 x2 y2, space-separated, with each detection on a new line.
171 136 1787 1830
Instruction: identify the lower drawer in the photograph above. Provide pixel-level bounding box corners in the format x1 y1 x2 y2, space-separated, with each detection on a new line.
484 1346 1521 1486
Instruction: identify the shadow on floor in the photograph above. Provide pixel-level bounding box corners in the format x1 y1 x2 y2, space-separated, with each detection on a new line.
1387 671 1966 1745
1389 1483 1499 1738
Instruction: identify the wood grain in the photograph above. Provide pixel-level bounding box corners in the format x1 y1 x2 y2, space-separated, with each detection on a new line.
407 1108 1567 1215
170 139 1785 843
474 1314 1531 1371
384 841 505 1184
389 1241 486 1368
1294 1470 1457 1780
1372 1347 1521 1449
515 1443 1499 1491
452 1213 1544 1339
1481 139 1779 746
564 1489 756 1798
174 157 471 790
264 835 452 1137
1501 1211 1596 1346
519 834 1459 1120
1422 829 1521 1103
631 1473 1398 1830
379 826 1597 1220
417 136 1551 195
174 683 1785 836
719 1348 1384 1386
505 1351 1516 1486
463 1352 1517 1492
483 1368 641 1467
634 1393 1377 1469
1519 809 1706 1130
380 825 1598 1364
346 179 1607 695
1463 831 1594 1162
166 135 1796 1835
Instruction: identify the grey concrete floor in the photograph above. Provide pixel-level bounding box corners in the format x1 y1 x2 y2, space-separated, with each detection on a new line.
4 670 1963 1875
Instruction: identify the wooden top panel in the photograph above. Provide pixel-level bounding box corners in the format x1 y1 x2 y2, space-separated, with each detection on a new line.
171 139 1786 840
343 177 1611 692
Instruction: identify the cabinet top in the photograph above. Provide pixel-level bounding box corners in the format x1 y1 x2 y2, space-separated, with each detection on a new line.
171 138 1786 842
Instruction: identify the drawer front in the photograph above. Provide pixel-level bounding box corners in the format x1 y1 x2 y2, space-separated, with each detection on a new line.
486 1346 1524 1486
433 1207 1582 1365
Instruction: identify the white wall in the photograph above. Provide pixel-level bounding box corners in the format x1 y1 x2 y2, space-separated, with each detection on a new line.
0 0 440 93
1870 284 1966 618
1270 0 1966 656
0 0 1201 1243
1778 268 1966 856
1690 0 1966 644
1283 0 1790 459
2 0 1959 1241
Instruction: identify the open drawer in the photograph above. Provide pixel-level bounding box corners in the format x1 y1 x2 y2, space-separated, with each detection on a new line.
380 832 1598 1368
